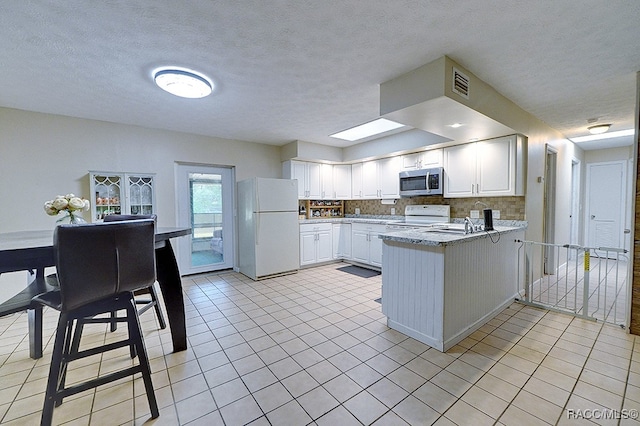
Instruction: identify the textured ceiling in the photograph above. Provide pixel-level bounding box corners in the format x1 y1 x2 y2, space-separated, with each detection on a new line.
1 1 639 150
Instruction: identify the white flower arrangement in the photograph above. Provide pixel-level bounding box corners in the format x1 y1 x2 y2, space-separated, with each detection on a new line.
44 193 90 224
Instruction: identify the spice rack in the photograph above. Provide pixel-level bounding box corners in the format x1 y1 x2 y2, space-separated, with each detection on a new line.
306 200 343 219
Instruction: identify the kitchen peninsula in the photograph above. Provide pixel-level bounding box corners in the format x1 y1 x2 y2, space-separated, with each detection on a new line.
380 225 525 352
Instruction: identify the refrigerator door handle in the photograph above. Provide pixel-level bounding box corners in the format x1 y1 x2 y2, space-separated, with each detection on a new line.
255 212 260 245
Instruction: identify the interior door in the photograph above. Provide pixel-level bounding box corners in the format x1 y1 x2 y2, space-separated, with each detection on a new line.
176 164 234 275
586 161 626 253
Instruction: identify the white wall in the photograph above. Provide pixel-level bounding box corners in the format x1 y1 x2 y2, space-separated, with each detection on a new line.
0 107 283 232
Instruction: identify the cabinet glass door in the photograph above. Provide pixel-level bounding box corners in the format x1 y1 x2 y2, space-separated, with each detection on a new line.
93 175 122 221
128 175 154 215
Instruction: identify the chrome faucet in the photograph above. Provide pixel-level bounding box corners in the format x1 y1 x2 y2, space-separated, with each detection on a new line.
464 217 474 234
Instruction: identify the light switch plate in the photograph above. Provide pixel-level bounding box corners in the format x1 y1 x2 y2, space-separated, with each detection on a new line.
355 208 360 215
470 210 480 219
391 207 396 215
493 210 500 219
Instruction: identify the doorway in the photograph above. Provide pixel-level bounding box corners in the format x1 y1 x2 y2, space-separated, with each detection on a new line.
585 160 626 254
569 158 581 255
176 163 234 275
543 146 557 274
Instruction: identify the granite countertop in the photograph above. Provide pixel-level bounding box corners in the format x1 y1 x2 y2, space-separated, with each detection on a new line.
379 225 526 247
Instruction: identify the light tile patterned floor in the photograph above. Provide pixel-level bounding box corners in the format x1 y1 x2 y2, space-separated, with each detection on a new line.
1 263 640 425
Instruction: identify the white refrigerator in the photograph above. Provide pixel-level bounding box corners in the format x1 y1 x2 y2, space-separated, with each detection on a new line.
237 177 300 280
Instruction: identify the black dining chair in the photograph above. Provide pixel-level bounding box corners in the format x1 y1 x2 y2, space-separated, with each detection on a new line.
103 214 167 331
33 220 159 426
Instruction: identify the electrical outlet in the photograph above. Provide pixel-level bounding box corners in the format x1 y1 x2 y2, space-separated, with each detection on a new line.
470 210 480 219
391 207 396 215
355 208 360 215
493 210 500 219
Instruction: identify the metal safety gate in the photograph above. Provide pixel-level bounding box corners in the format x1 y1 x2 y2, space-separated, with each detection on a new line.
516 240 629 327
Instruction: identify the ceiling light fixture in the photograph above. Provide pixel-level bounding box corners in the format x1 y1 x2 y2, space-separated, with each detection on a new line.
587 124 611 135
449 123 463 128
330 118 405 141
153 67 213 99
570 129 634 143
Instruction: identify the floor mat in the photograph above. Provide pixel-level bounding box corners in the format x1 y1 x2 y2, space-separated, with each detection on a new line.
337 265 381 278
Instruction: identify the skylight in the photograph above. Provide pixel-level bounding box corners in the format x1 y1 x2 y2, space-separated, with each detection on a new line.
330 118 405 142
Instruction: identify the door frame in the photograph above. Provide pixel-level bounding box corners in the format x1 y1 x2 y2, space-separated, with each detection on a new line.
543 145 558 274
174 162 235 275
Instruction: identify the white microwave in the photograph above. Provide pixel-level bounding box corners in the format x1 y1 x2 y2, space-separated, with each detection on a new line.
399 167 444 197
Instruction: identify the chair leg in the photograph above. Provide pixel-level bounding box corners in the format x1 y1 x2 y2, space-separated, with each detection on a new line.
41 313 70 426
148 284 167 330
56 318 85 407
125 297 159 418
110 310 117 332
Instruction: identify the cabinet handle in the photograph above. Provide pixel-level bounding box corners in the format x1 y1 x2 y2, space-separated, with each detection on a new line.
471 184 474 194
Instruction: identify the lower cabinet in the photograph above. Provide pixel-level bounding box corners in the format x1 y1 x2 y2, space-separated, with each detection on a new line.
332 223 352 260
300 223 332 266
351 223 386 267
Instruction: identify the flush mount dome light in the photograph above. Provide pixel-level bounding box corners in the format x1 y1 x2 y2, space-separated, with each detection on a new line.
587 124 611 135
153 67 213 98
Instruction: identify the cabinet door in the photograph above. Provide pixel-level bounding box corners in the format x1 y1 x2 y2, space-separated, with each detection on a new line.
369 232 383 267
422 149 443 168
90 173 123 221
126 174 154 215
443 143 477 197
341 223 352 259
378 156 401 198
401 152 422 169
477 136 515 196
362 160 379 199
289 161 308 199
333 164 352 199
351 163 364 199
351 230 370 263
321 164 334 199
332 224 342 259
316 230 333 262
307 162 322 199
300 232 317 266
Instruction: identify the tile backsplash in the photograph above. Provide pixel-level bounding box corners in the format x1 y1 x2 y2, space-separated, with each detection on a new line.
344 196 525 220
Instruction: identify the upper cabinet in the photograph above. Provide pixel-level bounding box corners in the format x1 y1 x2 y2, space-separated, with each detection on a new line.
284 160 342 199
89 171 155 222
333 164 352 199
443 135 525 198
352 156 401 199
401 149 443 170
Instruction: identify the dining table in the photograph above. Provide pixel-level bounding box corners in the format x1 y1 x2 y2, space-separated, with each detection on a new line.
0 226 191 359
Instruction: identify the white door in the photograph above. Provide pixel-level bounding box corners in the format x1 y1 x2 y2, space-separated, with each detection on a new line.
300 232 317 265
351 230 370 263
307 162 322 199
586 161 626 252
290 161 308 199
444 143 476 197
362 160 379 198
176 164 234 274
351 163 364 199
333 165 352 199
477 136 514 196
379 156 401 198
256 178 298 212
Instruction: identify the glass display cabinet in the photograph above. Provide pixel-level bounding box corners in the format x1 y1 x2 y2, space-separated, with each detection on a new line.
89 172 155 222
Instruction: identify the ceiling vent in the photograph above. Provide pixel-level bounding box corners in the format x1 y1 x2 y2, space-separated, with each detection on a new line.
452 67 469 99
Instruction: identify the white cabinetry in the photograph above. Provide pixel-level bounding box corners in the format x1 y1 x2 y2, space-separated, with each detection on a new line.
351 223 386 267
401 149 443 170
443 135 525 198
89 171 155 222
332 223 352 260
283 160 321 199
333 164 352 199
351 157 401 199
299 223 332 266
283 161 342 199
